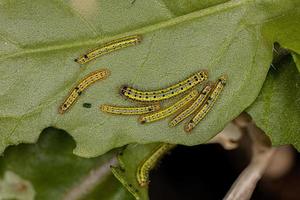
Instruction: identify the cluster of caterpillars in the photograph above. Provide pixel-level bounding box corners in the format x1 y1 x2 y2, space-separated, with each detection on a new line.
60 34 227 132
100 70 227 133
102 70 227 188
59 34 228 195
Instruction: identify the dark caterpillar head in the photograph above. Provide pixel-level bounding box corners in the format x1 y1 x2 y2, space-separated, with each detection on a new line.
120 85 129 95
219 74 228 85
139 117 146 124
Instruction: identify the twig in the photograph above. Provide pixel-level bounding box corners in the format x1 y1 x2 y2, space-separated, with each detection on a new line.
224 121 275 200
63 156 117 200
224 148 276 200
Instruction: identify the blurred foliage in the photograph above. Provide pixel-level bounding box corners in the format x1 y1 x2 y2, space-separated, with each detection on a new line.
247 56 300 150
0 128 133 200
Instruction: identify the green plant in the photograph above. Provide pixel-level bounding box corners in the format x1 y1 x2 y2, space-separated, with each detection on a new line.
0 0 299 199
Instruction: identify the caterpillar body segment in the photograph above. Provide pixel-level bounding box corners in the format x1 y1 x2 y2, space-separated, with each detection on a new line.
184 75 227 132
100 104 160 115
111 166 140 200
138 90 198 123
59 69 110 114
120 70 208 102
77 69 110 91
75 35 142 64
137 143 176 187
169 83 213 127
59 90 80 114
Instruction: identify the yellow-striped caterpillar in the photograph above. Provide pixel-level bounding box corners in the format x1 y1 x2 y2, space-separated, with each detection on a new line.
138 90 198 123
100 104 160 115
59 69 110 114
120 70 208 102
169 83 213 127
75 35 142 64
137 143 176 187
111 166 140 200
185 75 227 132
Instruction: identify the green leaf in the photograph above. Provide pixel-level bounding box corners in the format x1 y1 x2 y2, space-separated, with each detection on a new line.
111 143 165 200
0 128 134 200
247 56 300 150
262 7 300 54
261 5 300 70
1 0 299 157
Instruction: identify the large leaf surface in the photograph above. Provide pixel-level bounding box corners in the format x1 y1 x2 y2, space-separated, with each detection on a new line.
1 0 299 157
0 128 134 200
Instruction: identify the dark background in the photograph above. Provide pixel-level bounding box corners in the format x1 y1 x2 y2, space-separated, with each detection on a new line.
149 143 300 200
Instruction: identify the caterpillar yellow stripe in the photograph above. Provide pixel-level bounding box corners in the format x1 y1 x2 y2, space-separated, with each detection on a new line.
185 75 227 133
169 83 213 127
75 35 142 64
59 69 110 114
100 104 160 115
121 70 208 102
138 90 198 123
137 143 176 187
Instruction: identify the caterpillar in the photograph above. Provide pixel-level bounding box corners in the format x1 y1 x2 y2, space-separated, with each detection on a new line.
169 83 213 127
75 35 142 64
100 104 160 115
111 166 140 200
120 70 208 102
59 69 110 114
185 75 227 132
138 90 198 123
137 143 176 187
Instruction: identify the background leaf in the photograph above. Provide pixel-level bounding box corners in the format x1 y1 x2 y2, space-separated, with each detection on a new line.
111 143 165 200
247 56 300 150
261 7 300 54
0 128 134 200
0 0 299 158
